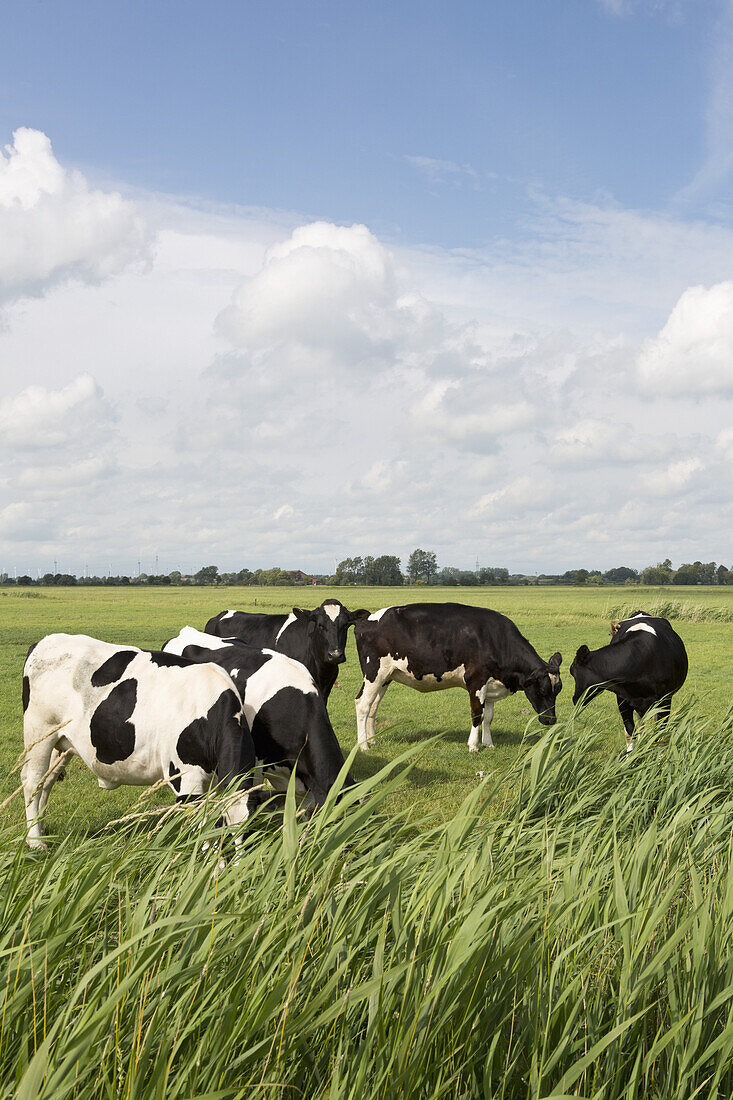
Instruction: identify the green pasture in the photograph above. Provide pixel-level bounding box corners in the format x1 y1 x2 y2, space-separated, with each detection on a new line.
1 585 733 1098
1 583 730 835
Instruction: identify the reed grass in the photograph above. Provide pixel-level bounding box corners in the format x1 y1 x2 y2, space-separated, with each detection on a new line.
607 599 733 623
1 702 733 1098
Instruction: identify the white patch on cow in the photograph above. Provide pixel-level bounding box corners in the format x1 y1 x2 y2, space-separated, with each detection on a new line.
628 612 647 619
166 626 232 654
323 603 341 622
549 672 560 688
387 655 467 692
275 613 297 642
484 677 510 701
221 610 236 620
627 623 657 637
368 607 391 621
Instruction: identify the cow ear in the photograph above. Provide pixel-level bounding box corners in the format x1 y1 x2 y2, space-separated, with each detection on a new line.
292 607 311 619
350 609 371 623
548 651 562 670
574 645 590 665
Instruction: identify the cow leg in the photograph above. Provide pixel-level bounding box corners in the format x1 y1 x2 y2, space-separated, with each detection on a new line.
617 699 636 753
22 740 57 849
467 687 485 753
37 747 70 816
355 677 389 750
481 701 495 748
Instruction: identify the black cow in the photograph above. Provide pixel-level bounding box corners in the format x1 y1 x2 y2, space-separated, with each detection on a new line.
22 633 255 849
205 600 369 702
570 610 688 752
163 627 352 806
353 603 562 751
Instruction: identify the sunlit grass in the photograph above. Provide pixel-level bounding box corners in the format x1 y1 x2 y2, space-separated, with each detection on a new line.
2 704 733 1097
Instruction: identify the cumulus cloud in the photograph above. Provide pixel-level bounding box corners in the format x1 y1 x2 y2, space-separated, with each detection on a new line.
550 418 677 467
0 182 730 574
0 373 114 450
0 128 151 305
216 221 457 373
636 281 733 396
641 457 704 496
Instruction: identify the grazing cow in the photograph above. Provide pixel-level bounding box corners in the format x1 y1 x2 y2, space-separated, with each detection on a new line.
163 627 353 805
353 603 562 752
570 611 688 752
22 634 255 849
205 600 369 702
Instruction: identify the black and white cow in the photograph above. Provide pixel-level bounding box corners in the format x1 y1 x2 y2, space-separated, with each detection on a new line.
205 600 369 702
163 627 353 805
353 603 562 751
22 633 255 849
570 611 688 752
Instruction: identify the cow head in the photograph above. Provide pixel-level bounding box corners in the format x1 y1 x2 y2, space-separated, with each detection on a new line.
523 651 562 725
292 601 370 666
570 645 606 706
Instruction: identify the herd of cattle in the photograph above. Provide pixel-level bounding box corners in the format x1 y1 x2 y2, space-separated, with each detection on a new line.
21 600 688 848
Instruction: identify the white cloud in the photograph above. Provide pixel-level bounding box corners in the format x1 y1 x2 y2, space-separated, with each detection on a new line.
216 221 447 370
470 475 553 518
0 171 730 574
636 281 733 396
0 373 113 449
550 418 677 467
717 425 733 461
0 128 151 305
404 156 480 186
641 457 704 496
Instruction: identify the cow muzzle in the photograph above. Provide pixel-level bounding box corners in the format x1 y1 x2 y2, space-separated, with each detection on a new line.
328 650 346 664
538 713 557 726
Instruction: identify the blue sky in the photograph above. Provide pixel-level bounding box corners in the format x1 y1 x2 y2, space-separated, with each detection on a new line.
0 0 731 576
0 0 721 239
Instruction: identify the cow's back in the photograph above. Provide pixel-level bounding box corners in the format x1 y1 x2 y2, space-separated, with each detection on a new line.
205 610 288 648
611 615 688 691
354 603 525 666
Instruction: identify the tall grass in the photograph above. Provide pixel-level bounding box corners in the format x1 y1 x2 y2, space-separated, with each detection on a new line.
2 702 733 1098
607 598 733 623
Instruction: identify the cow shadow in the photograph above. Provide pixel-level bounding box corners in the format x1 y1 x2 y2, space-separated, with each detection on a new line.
395 725 539 749
350 750 454 787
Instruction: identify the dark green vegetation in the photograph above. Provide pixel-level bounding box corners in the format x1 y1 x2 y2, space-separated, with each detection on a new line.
0 586 731 1097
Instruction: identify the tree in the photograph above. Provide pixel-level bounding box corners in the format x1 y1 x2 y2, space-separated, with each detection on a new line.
365 555 403 585
641 560 673 585
407 549 438 584
195 565 219 585
602 566 639 584
16 575 33 586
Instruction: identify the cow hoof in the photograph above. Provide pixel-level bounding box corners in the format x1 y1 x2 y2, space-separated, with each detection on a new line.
27 840 48 853
468 744 480 753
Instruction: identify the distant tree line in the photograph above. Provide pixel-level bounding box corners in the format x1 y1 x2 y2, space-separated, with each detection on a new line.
2 554 731 588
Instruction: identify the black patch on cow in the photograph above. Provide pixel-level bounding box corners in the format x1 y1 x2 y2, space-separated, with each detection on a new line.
147 650 194 668
90 679 137 764
26 641 38 662
176 689 242 775
22 675 30 713
168 761 181 793
91 650 138 686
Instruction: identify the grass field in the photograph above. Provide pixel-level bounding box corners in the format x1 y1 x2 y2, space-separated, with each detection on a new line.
0 583 730 832
1 585 732 1097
